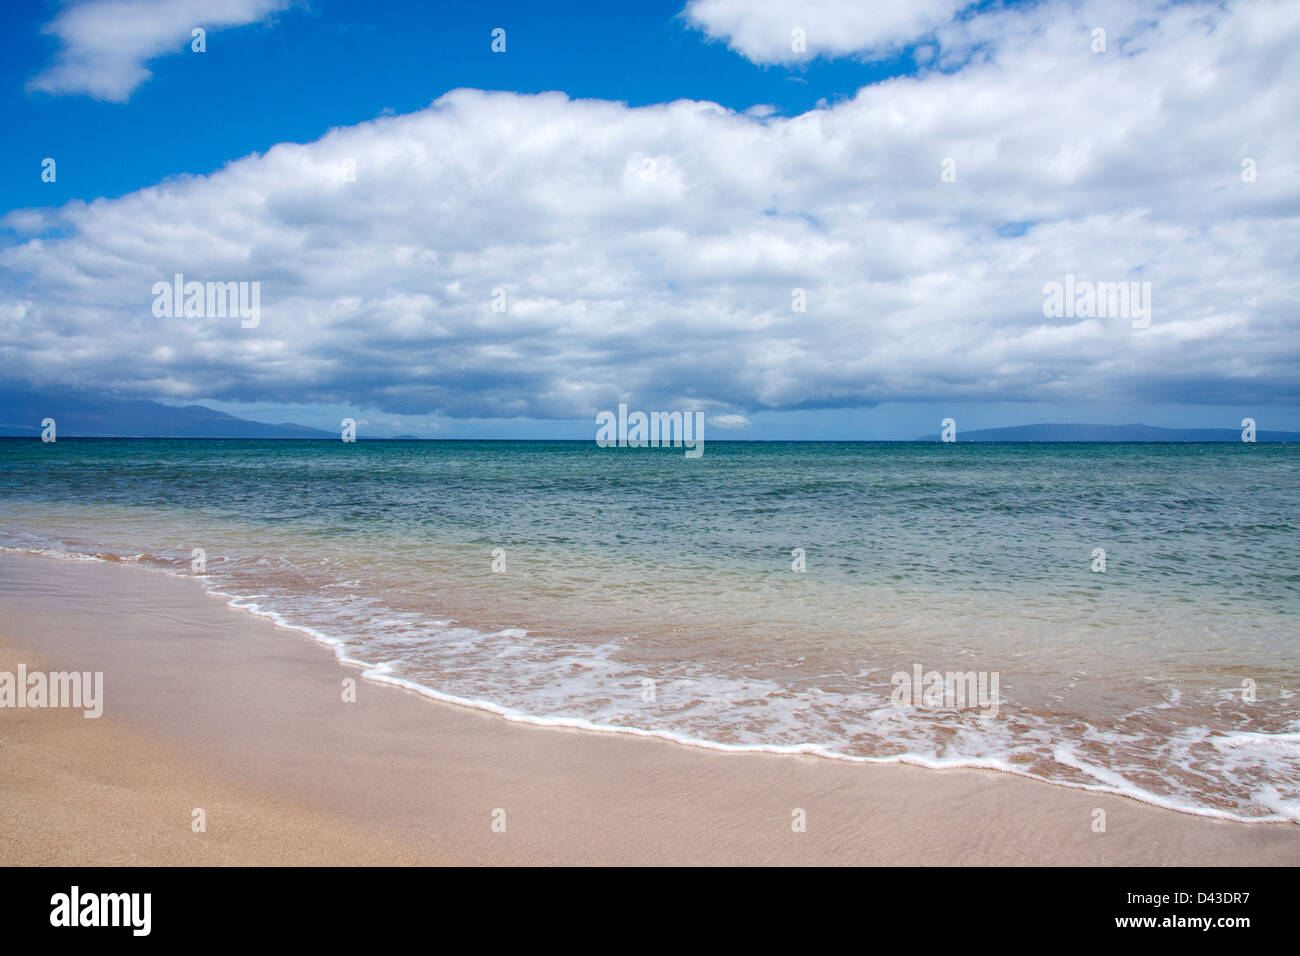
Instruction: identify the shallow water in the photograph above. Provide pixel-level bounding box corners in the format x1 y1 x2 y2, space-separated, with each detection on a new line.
1 438 1297 820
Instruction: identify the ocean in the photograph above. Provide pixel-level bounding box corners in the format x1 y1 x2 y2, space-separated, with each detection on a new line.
2 438 1297 821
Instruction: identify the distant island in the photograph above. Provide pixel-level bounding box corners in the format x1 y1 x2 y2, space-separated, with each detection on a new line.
2 388 1297 441
915 423 1300 442
0 388 335 439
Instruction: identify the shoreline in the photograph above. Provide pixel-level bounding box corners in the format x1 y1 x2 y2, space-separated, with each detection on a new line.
2 551 1297 865
8 545 1290 827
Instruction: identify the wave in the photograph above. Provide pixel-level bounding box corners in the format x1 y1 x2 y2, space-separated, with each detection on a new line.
3 537 1297 825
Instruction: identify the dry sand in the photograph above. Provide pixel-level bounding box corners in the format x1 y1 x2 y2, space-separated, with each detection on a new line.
1 552 1296 865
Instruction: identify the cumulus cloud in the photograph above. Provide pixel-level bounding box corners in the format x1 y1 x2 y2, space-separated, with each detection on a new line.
3 0 1298 421
29 0 288 101
684 0 970 65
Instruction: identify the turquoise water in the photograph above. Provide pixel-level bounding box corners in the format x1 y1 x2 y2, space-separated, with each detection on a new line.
2 438 1298 819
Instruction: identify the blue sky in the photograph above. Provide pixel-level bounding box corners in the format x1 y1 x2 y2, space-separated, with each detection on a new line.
1 1 920 212
3 0 1299 438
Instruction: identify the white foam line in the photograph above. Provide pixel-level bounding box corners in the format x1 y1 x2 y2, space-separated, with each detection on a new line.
3 544 1296 825
1048 746 1290 823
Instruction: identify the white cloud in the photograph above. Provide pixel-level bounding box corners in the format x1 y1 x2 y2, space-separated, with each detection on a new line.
3 0 1298 421
684 0 970 65
709 414 752 429
29 0 288 101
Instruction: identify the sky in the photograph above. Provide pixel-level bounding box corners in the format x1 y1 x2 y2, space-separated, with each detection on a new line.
2 0 1298 439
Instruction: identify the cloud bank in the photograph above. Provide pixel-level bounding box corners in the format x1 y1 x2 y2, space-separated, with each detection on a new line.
5 0 1298 421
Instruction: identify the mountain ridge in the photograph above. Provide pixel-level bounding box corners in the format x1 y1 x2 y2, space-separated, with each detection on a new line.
0 388 335 439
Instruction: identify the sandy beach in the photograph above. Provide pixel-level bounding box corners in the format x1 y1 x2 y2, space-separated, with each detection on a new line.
1 551 1297 866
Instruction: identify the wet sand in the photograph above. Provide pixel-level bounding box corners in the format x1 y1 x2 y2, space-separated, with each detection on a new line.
1 552 1296 865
